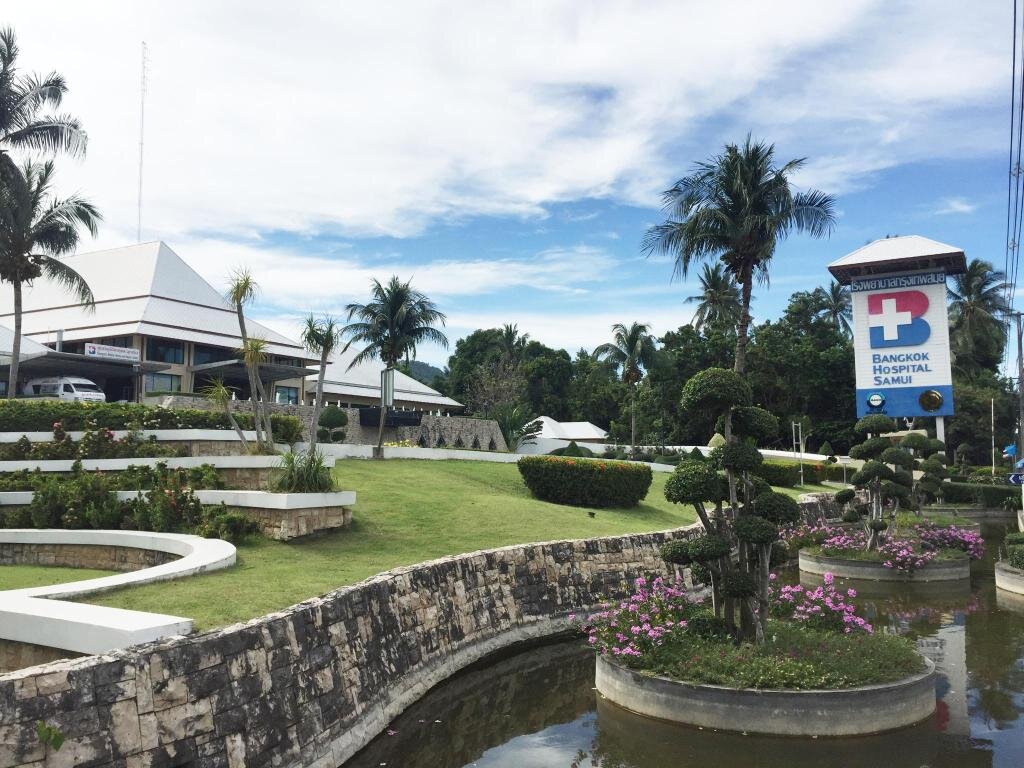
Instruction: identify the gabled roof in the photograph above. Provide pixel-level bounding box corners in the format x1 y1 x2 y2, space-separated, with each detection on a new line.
533 416 608 441
308 346 462 409
0 242 312 359
0 324 53 361
828 236 966 285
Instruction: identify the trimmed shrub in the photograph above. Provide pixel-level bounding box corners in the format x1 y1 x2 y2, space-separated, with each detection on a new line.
720 570 757 598
720 406 778 443
681 368 751 414
899 433 930 451
1005 532 1024 546
664 460 719 505
713 442 762 472
834 489 856 505
819 441 835 457
660 539 693 565
755 461 801 488
842 509 862 523
849 437 893 461
317 405 348 443
517 456 652 508
754 491 800 525
549 441 594 458
854 414 897 435
734 515 779 545
708 432 727 448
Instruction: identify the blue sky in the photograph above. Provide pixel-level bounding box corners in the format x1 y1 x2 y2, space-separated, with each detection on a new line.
5 1 1011 366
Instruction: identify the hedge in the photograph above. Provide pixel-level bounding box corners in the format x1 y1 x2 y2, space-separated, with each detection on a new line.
754 461 801 488
0 400 302 443
517 455 652 508
940 481 1022 509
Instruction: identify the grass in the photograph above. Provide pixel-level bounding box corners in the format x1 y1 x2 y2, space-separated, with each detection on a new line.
83 459 697 630
775 482 838 499
638 622 924 689
0 564 116 590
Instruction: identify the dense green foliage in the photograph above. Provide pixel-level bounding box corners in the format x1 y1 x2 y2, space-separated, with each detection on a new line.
517 455 653 507
273 450 336 493
316 405 348 443
548 440 594 457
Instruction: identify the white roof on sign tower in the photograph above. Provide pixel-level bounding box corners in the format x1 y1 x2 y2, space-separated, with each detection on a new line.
827 235 967 284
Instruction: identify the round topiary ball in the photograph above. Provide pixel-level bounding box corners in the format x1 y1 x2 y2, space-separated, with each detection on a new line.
734 515 779 545
849 437 893 461
681 368 752 414
660 539 692 565
746 474 771 499
725 406 779 443
664 460 719 505
842 509 862 523
720 570 757 599
687 534 731 563
854 414 897 435
851 460 895 486
880 447 915 469
868 519 888 532
754 491 800 525
833 489 856 505
714 442 763 472
899 433 929 451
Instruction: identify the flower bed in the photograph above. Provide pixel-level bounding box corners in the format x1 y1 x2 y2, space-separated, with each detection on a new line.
517 455 652 508
583 574 934 735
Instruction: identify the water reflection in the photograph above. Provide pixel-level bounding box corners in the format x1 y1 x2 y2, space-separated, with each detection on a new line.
344 524 1024 768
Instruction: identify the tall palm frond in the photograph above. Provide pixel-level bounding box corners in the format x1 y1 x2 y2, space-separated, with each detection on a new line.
685 263 741 333
302 314 343 451
820 280 852 336
594 322 656 449
948 259 1011 371
642 135 836 373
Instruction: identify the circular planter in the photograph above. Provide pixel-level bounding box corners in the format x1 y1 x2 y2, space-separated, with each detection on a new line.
995 560 1024 598
799 549 969 582
595 654 936 737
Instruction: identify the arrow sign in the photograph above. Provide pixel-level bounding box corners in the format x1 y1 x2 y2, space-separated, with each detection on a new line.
1010 474 1024 486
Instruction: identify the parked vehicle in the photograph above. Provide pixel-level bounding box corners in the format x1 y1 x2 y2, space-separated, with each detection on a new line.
22 376 106 402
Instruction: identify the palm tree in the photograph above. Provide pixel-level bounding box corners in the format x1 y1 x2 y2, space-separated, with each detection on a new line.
0 159 99 398
820 280 852 336
198 378 249 452
685 263 741 333
498 323 529 365
948 259 1011 371
0 27 86 160
343 276 449 453
227 268 272 448
238 336 273 449
594 322 656 450
642 136 836 373
301 314 342 451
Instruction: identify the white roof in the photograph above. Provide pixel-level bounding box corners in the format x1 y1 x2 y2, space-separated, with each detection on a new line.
308 346 462 409
0 325 52 361
533 416 608 441
828 236 966 284
0 242 311 359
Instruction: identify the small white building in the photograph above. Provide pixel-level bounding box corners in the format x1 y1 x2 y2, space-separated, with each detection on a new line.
532 416 608 443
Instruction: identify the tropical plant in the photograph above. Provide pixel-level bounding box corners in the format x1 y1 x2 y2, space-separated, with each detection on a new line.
0 159 99 398
594 322 656 450
947 258 1011 373
227 268 272 448
301 314 342 451
685 263 741 333
820 281 852 336
274 448 335 493
491 403 542 451
343 276 448 452
0 27 86 160
498 322 529 365
197 378 248 452
642 136 836 373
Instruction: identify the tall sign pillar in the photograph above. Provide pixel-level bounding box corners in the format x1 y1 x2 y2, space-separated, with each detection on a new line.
828 236 967 434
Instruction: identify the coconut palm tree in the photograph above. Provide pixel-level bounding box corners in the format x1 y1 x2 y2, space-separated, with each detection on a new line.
342 276 449 453
642 136 836 373
238 336 274 449
594 322 656 450
948 258 1011 372
820 280 852 336
498 323 529 365
301 314 343 451
0 159 99 398
0 27 86 160
226 268 272 447
685 263 741 333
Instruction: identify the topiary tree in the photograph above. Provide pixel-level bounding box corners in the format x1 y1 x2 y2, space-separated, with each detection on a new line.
708 432 727 448
317 405 348 443
819 440 835 458
848 419 916 549
678 367 775 643
664 459 722 532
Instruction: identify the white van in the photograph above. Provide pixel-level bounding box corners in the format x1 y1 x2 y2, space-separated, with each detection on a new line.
23 376 107 403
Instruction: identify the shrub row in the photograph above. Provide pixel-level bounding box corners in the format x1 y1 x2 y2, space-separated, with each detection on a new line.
941 482 1022 509
517 455 652 508
0 400 303 441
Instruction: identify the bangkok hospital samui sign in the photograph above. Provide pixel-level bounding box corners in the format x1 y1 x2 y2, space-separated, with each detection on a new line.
851 270 954 418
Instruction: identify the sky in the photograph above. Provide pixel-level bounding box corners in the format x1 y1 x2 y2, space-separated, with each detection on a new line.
3 1 1013 367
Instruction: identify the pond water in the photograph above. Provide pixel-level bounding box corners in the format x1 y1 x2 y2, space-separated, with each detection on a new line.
345 523 1024 768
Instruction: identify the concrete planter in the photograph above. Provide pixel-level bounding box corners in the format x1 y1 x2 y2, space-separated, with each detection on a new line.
595 653 936 737
799 549 970 582
995 561 1024 598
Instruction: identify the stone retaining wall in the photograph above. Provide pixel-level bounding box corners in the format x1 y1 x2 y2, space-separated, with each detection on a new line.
229 504 352 540
0 542 176 573
0 524 700 768
0 641 79 676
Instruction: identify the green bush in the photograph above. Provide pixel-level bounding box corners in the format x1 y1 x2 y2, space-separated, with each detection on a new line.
198 507 260 543
0 400 232 431
687 534 731 562
721 406 778 443
270 415 304 446
854 414 897 435
517 456 652 508
1005 532 1024 546
940 482 1021 509
734 515 778 545
686 611 730 639
664 461 719 505
549 441 594 458
720 570 757 598
834 489 856 505
713 442 762 472
317 406 348 443
660 539 692 565
755 462 801 488
1009 548 1024 570
681 368 751 414
754 491 800 525
274 449 336 493
842 509 862 523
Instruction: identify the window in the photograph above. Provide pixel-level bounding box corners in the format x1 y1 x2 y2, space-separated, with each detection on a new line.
99 336 133 348
193 344 236 365
73 383 103 393
275 385 299 405
144 373 181 393
145 338 184 364
61 341 85 355
274 356 303 368
63 384 74 393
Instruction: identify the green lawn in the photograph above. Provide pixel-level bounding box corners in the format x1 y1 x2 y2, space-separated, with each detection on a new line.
776 482 840 499
84 459 698 630
0 564 116 591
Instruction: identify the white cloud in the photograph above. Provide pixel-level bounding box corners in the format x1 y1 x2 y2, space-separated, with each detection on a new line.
2 0 1006 244
933 197 979 215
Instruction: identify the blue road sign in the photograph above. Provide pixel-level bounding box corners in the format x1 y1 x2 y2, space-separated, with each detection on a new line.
1010 474 1024 486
